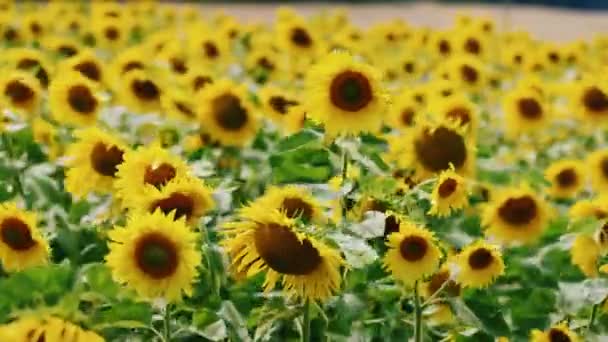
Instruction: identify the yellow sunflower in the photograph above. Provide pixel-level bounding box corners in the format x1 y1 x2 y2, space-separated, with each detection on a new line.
305 51 389 136
106 210 201 302
429 93 479 137
588 149 608 193
544 160 586 199
428 31 454 59
0 315 104 342
49 72 101 127
59 50 106 85
481 184 551 245
117 69 163 114
502 86 550 138
530 323 580 342
276 16 322 58
441 55 486 92
428 168 469 217
64 127 128 199
134 176 215 226
0 203 49 272
571 234 600 278
242 185 324 224
187 30 231 68
115 144 191 207
6 48 53 88
161 89 198 122
92 17 129 50
222 209 343 302
41 35 80 58
0 70 41 116
455 240 504 288
258 85 301 127
32 118 62 160
180 67 214 95
387 91 420 131
197 79 259 147
570 79 608 125
423 265 461 298
383 221 441 286
569 197 608 220
389 117 475 180
108 47 149 90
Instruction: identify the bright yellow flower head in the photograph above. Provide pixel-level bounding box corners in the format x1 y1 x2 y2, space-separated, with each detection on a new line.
455 240 504 288
544 160 587 199
0 203 49 272
530 323 580 342
428 168 469 217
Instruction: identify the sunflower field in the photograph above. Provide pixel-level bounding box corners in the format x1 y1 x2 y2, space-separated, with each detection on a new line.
1 1 608 341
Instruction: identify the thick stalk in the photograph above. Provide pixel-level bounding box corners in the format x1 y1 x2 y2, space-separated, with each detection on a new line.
302 299 311 342
163 304 171 342
413 281 423 342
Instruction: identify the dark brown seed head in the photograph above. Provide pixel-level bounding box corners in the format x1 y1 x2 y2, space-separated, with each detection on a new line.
468 248 494 270
464 38 481 55
203 42 219 59
401 108 415 126
212 94 248 131
517 98 543 120
446 106 471 125
150 192 195 220
582 87 608 113
269 96 298 115
555 168 577 188
122 61 144 75
74 61 101 82
131 79 160 101
281 197 314 221
290 27 312 47
104 27 119 41
438 178 458 198
144 163 176 189
399 235 429 262
548 328 571 342
4 80 34 105
460 65 478 84
134 232 178 279
414 127 467 172
427 270 461 297
90 142 124 177
498 196 537 225
1 217 36 251
438 40 451 55
67 85 97 114
329 70 373 112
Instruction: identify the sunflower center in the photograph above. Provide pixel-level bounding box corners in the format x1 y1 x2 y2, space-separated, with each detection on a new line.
58 45 78 57
254 223 322 275
403 62 415 74
74 61 101 82
548 328 571 342
30 22 42 35
132 79 160 101
281 197 314 221
212 94 248 131
203 42 219 59
104 27 119 41
122 61 144 75
464 38 481 54
90 142 124 177
556 169 577 187
174 101 195 117
438 178 458 198
170 58 188 74
460 65 478 84
4 28 17 41
68 85 97 114
427 270 461 297
258 57 275 70
446 106 471 125
150 192 194 220
17 58 49 87
144 163 176 189
399 235 428 262
517 98 543 120
401 109 415 126
601 158 608 179
193 76 212 91
414 127 467 172
4 80 34 104
514 54 523 64
0 217 36 251
438 40 451 55
291 27 312 47
468 248 493 270
498 196 537 225
548 52 560 64
583 87 608 113
329 71 373 112
134 232 178 279
269 96 298 115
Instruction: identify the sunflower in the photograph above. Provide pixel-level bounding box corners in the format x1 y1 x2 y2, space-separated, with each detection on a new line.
441 55 486 92
181 67 214 95
7 48 53 88
42 35 80 58
570 80 608 125
389 117 475 180
243 185 324 224
481 184 551 245
544 160 586 199
222 210 343 301
118 69 163 114
429 31 454 59
0 23 22 45
106 210 201 301
197 79 259 147
60 50 106 85
32 117 62 160
0 203 49 272
276 16 322 58
571 234 600 278
383 221 441 286
161 89 198 122
429 93 479 136
428 168 469 217
49 72 101 127
569 197 608 220
455 240 504 288
92 17 129 50
64 127 128 199
187 30 230 67
587 149 608 193
259 85 300 126
115 144 191 207
423 265 461 298
530 323 580 342
305 51 389 136
0 71 41 116
502 86 550 138
0 315 104 342
454 27 488 59
108 47 149 90
133 176 214 226
387 91 420 131
21 13 48 42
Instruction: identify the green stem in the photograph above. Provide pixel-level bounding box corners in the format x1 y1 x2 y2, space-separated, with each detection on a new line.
413 281 423 342
2 133 24 199
588 303 599 334
163 304 171 342
302 299 311 342
340 148 349 218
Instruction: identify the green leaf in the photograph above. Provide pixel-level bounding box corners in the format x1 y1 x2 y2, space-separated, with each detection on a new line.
461 289 510 337
93 300 152 325
276 130 319 152
270 148 332 184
